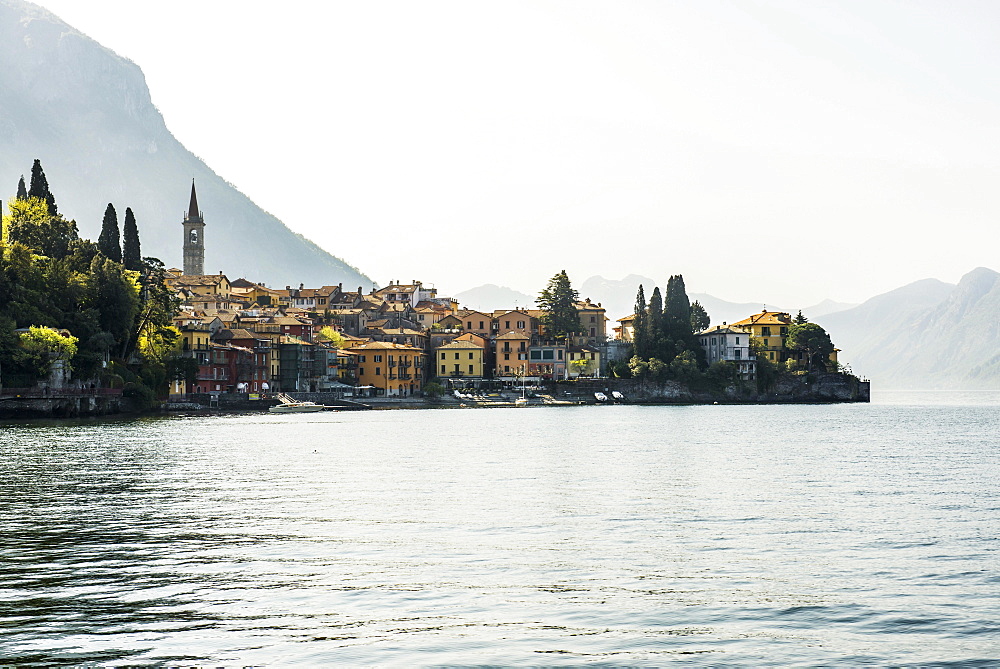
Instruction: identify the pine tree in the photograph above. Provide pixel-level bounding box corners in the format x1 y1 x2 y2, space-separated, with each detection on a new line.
98 203 122 263
632 284 648 358
690 300 710 333
27 159 57 216
794 310 808 325
16 175 27 200
122 207 142 271
536 270 580 339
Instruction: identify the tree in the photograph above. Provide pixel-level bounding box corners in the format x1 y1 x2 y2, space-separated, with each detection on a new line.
317 325 346 349
785 322 834 372
570 357 593 377
646 286 663 349
2 197 78 258
97 203 121 263
632 284 648 358
536 270 579 339
122 207 142 271
663 275 692 342
794 310 808 325
27 159 57 216
16 175 27 200
16 325 78 378
690 300 710 333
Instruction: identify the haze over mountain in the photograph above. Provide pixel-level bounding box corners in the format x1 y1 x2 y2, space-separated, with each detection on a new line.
824 268 1000 389
0 0 370 288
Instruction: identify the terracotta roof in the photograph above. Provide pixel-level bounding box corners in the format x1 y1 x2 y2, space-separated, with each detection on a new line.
496 330 530 339
731 311 792 327
438 340 484 350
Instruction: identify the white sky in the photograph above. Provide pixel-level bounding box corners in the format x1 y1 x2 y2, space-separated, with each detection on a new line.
33 0 1000 305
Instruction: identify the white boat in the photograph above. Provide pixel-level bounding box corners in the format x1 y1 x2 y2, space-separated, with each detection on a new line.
268 393 329 413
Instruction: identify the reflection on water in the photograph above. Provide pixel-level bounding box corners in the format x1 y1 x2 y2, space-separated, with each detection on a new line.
1 394 999 665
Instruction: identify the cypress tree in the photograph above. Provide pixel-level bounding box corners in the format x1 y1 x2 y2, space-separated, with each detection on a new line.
646 286 663 347
16 175 26 200
27 159 57 216
98 203 122 263
632 284 648 358
664 275 692 342
122 207 142 271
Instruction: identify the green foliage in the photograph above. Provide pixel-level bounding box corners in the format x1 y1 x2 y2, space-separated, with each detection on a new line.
423 381 445 397
0 162 177 401
122 207 142 271
317 326 346 349
570 358 593 377
98 203 122 263
628 355 649 379
166 354 199 386
707 360 739 389
16 175 27 200
794 310 808 325
785 322 834 372
28 159 57 216
632 284 648 358
537 270 580 339
16 325 78 377
3 197 79 258
690 300 710 333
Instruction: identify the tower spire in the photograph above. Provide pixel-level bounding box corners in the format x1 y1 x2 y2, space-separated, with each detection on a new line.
188 178 200 220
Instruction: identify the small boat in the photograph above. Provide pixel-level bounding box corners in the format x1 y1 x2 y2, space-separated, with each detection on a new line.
594 392 609 402
268 393 329 413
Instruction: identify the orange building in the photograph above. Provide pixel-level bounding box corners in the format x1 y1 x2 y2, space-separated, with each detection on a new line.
347 341 424 396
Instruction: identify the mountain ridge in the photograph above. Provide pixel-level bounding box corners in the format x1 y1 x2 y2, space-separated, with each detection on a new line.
0 0 371 288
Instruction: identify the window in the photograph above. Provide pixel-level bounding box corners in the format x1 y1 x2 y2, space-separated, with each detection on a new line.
467 322 472 329
441 364 446 374
359 367 364 376
763 338 768 347
479 321 484 329
375 366 381 375
505 321 510 329
735 349 741 359
468 352 473 359
590 328 595 336
530 350 541 360
542 350 554 360
504 353 510 360
454 352 459 359
762 327 771 336
440 352 445 360
517 320 525 329
590 316 596 323
469 365 474 374
558 350 563 360
735 337 740 345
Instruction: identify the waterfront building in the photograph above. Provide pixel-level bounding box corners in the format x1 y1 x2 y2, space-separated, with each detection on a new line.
698 325 756 379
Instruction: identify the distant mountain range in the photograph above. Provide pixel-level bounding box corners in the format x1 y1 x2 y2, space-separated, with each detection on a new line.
823 268 1000 389
0 0 370 288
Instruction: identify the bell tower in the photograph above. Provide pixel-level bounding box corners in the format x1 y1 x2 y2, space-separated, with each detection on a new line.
182 179 205 276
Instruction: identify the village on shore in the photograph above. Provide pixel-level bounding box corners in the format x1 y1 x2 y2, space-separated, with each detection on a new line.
1 171 865 416
165 184 846 404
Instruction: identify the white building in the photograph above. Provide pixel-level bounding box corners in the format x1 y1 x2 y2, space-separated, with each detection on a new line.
698 325 755 379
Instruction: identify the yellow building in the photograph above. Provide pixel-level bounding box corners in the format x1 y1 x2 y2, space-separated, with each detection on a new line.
576 298 608 343
495 330 530 376
731 311 793 363
436 339 486 380
347 341 425 396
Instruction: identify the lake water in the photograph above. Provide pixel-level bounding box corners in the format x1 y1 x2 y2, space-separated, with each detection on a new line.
2 391 999 665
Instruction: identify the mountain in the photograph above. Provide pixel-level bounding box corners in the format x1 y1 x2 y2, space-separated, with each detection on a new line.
453 284 535 312
579 275 656 321
0 0 370 288
822 269 1000 388
801 299 857 318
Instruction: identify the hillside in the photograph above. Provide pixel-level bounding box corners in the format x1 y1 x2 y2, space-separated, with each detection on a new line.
0 0 370 288
823 269 1000 389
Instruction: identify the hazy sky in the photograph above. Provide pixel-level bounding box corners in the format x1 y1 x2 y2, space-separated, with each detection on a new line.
34 0 1000 306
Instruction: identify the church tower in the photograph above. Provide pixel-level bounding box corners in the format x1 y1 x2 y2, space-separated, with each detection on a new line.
182 179 205 276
